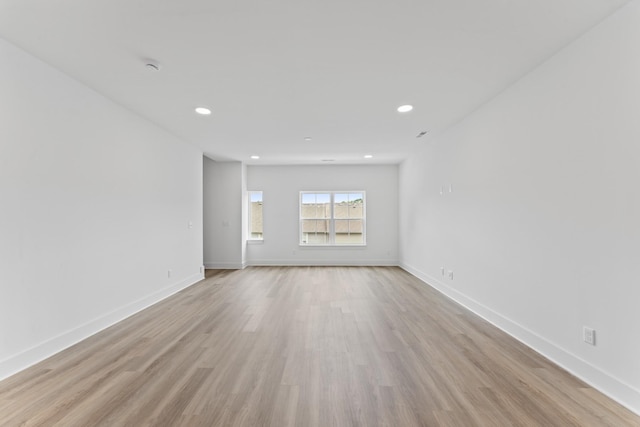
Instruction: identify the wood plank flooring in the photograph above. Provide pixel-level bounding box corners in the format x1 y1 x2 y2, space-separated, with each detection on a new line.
0 266 638 426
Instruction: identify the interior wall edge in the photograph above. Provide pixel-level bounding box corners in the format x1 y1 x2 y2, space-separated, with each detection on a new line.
399 262 640 417
0 272 204 383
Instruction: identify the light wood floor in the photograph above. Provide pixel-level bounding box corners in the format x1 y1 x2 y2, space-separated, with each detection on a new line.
0 267 638 426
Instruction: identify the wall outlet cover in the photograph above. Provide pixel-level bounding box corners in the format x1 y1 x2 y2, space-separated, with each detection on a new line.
583 327 596 346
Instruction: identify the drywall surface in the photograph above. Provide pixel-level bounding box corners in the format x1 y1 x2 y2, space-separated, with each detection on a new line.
399 2 640 413
203 159 244 269
241 162 248 266
246 165 398 265
0 38 204 380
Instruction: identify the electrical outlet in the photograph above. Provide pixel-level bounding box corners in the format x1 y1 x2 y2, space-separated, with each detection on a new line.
583 327 596 346
448 270 454 280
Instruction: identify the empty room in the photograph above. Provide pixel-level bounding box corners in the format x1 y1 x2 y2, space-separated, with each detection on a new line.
1 0 639 425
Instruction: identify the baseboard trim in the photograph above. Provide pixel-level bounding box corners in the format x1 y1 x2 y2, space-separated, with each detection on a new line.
399 262 640 417
204 262 245 269
0 272 204 382
247 259 399 267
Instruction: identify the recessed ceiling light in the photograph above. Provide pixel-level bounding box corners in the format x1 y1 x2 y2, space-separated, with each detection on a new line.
321 159 335 162
250 155 260 160
397 104 413 113
304 137 312 142
364 154 373 159
195 107 212 115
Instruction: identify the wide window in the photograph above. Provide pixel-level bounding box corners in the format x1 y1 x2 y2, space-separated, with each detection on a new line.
248 191 263 240
300 191 365 245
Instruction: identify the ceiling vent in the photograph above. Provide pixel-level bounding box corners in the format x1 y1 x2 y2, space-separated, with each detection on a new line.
144 60 161 71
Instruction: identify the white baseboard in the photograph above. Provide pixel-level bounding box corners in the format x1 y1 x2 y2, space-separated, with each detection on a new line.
247 258 399 267
399 262 640 417
204 262 246 269
0 272 204 382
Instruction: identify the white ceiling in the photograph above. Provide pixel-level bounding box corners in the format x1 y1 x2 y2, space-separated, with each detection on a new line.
0 0 629 165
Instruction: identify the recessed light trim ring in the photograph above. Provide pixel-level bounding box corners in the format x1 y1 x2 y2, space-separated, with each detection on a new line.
195 107 212 115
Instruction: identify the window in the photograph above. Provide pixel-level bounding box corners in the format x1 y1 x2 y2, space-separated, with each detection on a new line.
300 191 365 245
248 191 263 240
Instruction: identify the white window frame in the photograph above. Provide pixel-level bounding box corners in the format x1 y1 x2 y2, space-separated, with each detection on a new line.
299 191 366 246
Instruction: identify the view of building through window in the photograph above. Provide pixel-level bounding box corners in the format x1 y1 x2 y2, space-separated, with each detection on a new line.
248 191 263 240
300 192 365 245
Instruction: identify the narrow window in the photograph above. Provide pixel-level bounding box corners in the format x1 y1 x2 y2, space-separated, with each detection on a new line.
248 191 263 240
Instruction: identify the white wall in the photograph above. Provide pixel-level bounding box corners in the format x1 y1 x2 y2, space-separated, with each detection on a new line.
241 162 248 266
0 38 204 380
203 159 245 269
246 165 398 265
399 2 640 414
